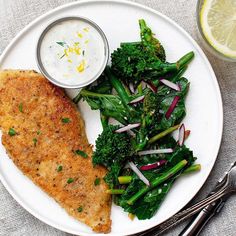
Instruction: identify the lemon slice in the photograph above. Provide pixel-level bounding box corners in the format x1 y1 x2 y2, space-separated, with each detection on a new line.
200 0 236 58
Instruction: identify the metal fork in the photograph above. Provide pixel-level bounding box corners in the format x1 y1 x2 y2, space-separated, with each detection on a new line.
136 162 236 236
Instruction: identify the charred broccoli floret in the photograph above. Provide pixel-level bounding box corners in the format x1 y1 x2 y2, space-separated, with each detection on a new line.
111 19 194 84
139 19 166 62
92 125 133 187
111 43 194 84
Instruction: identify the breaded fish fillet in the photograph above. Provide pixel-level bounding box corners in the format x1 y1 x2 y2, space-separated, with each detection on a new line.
0 70 111 233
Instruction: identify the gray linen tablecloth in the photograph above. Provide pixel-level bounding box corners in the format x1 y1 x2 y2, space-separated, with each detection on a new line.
0 0 235 235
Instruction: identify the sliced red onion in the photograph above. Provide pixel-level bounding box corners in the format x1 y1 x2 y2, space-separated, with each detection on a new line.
138 148 173 156
178 124 185 146
128 161 150 186
141 81 147 89
129 83 135 93
147 82 158 93
140 160 167 171
127 129 136 137
160 79 181 91
184 130 191 140
178 84 182 91
115 123 140 133
165 96 180 119
129 95 145 104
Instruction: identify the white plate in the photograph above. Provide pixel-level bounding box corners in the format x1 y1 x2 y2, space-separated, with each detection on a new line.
0 0 223 235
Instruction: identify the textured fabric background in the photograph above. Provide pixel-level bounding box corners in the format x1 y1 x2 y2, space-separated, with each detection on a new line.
0 0 235 235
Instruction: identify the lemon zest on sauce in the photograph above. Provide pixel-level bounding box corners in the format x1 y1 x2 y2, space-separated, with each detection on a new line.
64 49 68 57
76 60 86 73
64 45 81 57
74 47 81 55
77 33 83 38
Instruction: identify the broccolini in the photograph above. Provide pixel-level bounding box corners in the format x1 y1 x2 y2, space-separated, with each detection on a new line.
78 18 200 221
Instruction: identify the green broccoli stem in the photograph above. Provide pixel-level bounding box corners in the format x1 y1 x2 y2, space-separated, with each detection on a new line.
135 93 157 151
159 51 194 74
80 89 115 98
174 52 193 70
148 124 180 144
144 52 193 79
106 189 125 194
120 41 141 46
177 51 194 69
105 67 137 118
172 66 188 82
117 164 200 185
105 66 130 104
127 159 188 205
135 120 148 151
100 113 108 129
182 164 201 175
152 66 187 87
118 176 132 184
135 89 159 151
135 134 148 151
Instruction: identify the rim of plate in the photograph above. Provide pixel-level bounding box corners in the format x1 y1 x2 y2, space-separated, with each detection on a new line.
0 0 223 235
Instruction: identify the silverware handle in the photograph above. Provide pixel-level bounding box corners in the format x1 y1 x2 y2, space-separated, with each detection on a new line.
179 209 214 236
138 187 229 236
179 198 225 236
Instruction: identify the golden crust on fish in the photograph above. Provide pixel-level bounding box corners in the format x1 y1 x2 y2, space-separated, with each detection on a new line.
0 70 111 233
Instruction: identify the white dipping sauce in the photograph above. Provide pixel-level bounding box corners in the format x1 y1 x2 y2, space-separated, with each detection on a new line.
40 19 106 86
